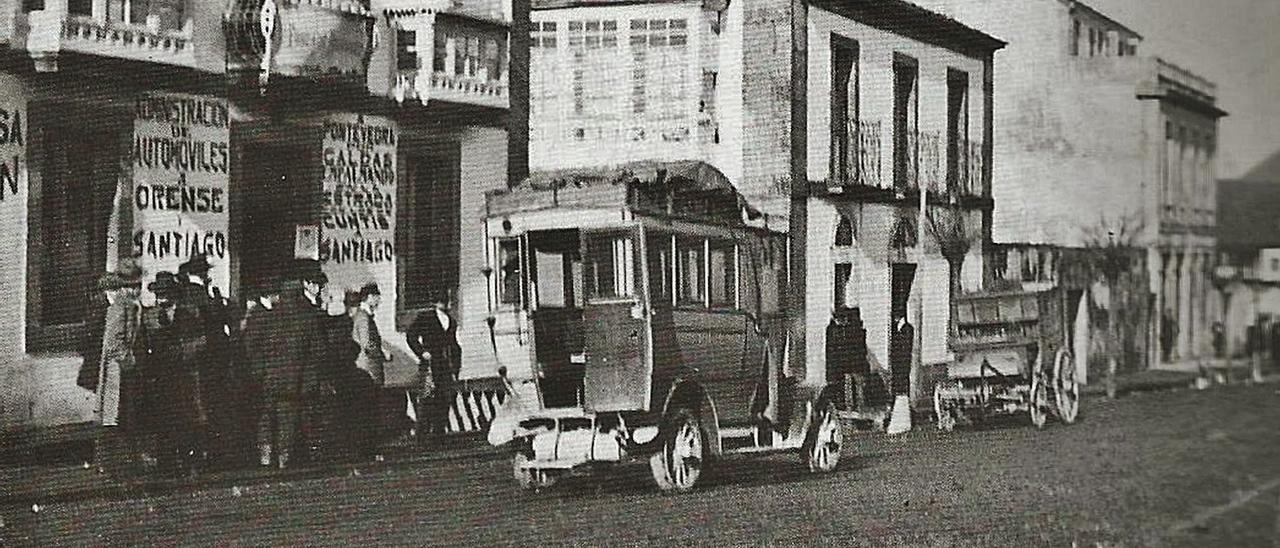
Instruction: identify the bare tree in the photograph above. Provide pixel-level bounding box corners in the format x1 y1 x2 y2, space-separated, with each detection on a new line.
1079 213 1145 399
924 203 979 335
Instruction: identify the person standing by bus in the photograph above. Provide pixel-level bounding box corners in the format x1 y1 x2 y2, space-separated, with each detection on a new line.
407 293 461 444
253 264 324 469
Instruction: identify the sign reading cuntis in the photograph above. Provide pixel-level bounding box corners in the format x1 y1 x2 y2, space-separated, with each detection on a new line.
321 114 396 264
131 93 231 291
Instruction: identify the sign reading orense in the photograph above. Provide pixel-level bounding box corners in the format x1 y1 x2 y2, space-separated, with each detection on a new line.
131 93 231 292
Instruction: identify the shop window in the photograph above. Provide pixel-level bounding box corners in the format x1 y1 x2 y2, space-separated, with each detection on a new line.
709 240 736 308
497 238 522 307
646 232 672 305
27 115 121 352
676 237 705 306
583 232 634 301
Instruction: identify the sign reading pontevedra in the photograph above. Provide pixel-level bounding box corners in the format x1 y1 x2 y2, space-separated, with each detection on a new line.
131 93 231 291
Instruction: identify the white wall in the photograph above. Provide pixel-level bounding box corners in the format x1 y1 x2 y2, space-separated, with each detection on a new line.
0 72 30 429
456 127 512 381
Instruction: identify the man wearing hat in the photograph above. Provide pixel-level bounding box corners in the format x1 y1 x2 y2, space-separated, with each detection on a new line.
139 271 203 476
93 259 144 477
253 260 325 469
176 252 238 469
407 292 462 444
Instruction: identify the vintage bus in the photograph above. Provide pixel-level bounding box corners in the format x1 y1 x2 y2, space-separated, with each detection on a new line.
483 161 845 492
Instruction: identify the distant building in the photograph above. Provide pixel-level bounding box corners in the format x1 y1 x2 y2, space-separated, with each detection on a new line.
1216 179 1280 356
911 0 1227 371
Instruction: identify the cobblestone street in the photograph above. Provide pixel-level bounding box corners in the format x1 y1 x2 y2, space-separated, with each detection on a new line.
4 384 1278 546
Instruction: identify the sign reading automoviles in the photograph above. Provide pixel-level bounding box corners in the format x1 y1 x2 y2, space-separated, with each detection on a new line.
131 93 231 290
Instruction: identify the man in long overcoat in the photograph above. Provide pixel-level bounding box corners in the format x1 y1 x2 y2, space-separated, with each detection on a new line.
93 260 144 477
249 265 323 469
407 293 462 442
176 253 237 468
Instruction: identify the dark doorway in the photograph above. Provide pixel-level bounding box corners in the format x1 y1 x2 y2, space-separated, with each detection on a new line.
401 144 461 310
234 138 318 298
889 263 916 395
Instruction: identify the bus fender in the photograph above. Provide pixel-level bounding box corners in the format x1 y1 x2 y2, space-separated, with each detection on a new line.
628 379 722 457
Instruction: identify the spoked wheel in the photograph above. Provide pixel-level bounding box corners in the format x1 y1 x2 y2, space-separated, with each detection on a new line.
1028 372 1049 429
1053 348 1080 424
649 409 705 492
512 450 557 491
933 383 956 432
803 401 844 473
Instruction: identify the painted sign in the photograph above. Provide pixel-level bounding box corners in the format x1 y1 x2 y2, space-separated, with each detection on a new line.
130 92 231 293
0 103 23 202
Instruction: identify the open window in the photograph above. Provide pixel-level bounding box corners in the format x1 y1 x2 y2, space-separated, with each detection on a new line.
645 230 673 306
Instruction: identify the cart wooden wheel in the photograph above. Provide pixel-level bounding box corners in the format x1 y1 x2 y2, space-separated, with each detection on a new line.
933 383 956 432
512 450 556 491
649 409 704 492
1053 348 1080 424
1028 372 1049 429
803 401 843 473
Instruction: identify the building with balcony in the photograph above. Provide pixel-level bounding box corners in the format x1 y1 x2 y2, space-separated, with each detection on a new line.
523 0 1002 406
0 0 519 433
910 0 1227 371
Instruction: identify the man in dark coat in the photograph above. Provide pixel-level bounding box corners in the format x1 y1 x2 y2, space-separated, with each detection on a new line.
175 253 237 468
249 263 323 469
139 271 200 477
407 293 462 442
889 314 914 397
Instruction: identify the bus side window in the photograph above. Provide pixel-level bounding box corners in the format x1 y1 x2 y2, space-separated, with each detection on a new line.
676 236 706 307
645 232 672 306
709 239 737 308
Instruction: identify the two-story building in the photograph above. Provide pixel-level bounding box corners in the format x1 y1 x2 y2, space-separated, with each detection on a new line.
516 0 1001 408
0 0 517 434
909 0 1226 374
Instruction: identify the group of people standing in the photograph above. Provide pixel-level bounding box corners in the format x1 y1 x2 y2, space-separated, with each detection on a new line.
80 254 462 478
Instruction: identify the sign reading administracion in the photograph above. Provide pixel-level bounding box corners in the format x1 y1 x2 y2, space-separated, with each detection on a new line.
131 92 231 292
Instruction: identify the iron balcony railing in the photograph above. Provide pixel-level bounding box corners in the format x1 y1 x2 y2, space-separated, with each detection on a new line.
833 119 884 189
903 129 942 194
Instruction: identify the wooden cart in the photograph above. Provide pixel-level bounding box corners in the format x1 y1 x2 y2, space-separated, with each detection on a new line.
933 286 1081 430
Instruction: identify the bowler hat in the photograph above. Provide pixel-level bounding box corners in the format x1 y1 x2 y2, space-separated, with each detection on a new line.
148 271 181 297
358 282 381 300
178 253 213 275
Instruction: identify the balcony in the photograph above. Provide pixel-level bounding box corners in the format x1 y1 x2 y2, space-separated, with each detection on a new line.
388 12 508 108
902 129 942 194
20 9 196 71
394 69 507 109
829 119 883 190
949 138 984 198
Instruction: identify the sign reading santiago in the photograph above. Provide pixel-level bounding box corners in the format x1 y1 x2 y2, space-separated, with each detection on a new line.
131 92 231 292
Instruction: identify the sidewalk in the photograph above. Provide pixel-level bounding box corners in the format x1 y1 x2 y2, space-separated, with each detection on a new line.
1081 357 1280 397
1 434 501 509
